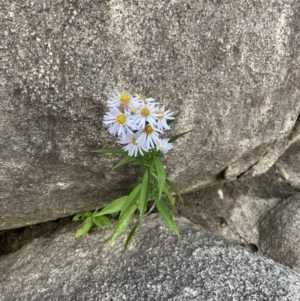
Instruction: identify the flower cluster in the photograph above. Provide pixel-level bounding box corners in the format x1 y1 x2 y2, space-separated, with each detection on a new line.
74 90 190 244
103 91 175 156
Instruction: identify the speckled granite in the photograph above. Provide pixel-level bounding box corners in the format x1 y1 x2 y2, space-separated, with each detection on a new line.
177 139 300 248
260 192 300 273
1 0 300 230
0 215 299 301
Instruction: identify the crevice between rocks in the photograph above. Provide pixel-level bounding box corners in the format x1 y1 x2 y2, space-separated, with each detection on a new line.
0 216 73 257
223 112 300 181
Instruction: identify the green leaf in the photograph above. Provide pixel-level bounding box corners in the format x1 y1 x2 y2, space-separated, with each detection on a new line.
130 160 142 166
139 168 150 221
153 156 166 200
73 211 92 221
166 178 183 202
73 212 86 221
167 110 182 125
110 204 137 243
124 220 140 250
163 184 175 205
120 184 142 217
112 155 135 170
90 149 126 154
155 198 180 237
75 216 93 238
93 196 128 217
92 216 111 228
168 129 194 143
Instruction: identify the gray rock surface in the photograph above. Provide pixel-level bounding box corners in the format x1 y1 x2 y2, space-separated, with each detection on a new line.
274 139 300 190
1 215 300 301
177 139 300 247
259 192 300 273
1 0 300 230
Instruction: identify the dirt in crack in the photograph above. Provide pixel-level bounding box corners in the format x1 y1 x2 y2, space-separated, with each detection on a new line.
0 216 73 257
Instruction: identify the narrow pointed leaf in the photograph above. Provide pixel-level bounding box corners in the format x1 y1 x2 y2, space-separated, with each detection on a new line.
120 184 142 217
153 156 166 200
155 198 180 237
110 205 137 243
166 178 183 202
112 155 135 170
90 149 126 154
75 216 93 237
124 220 140 250
167 110 182 125
163 184 175 205
93 196 128 217
169 129 194 143
139 168 150 221
92 216 111 228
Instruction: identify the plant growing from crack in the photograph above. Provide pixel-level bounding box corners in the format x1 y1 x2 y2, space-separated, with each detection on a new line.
73 91 192 249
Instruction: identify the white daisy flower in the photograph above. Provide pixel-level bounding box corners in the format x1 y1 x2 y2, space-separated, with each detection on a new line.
103 108 136 138
155 105 175 131
107 91 140 113
136 124 161 151
130 101 141 115
134 94 156 105
118 133 147 157
130 94 157 115
133 102 159 129
156 138 173 153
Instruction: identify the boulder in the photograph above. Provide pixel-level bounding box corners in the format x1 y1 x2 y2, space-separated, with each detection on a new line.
273 139 300 190
259 192 300 273
1 0 300 230
177 139 300 247
1 215 300 301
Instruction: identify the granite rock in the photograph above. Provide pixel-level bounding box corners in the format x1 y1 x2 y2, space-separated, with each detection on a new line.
1 215 300 301
1 0 300 230
259 192 300 273
177 139 300 248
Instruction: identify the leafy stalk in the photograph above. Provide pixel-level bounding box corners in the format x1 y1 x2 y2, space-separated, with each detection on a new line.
155 197 180 237
110 205 137 243
153 155 166 200
93 196 128 217
74 101 192 248
124 220 140 250
166 178 183 202
139 168 151 220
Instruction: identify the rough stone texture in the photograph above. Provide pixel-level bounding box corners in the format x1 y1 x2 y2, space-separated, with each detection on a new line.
1 0 300 230
274 139 300 190
177 139 300 247
1 215 300 301
259 192 300 273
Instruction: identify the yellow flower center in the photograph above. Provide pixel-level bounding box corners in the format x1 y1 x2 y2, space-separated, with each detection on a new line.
156 109 164 120
141 107 150 117
120 92 131 105
144 124 153 134
131 137 137 145
116 114 127 125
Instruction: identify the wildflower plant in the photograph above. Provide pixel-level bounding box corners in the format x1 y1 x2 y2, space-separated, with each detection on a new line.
73 91 192 249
